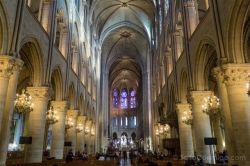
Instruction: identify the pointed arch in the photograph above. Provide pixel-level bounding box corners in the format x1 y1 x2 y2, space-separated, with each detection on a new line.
0 0 10 54
51 65 64 100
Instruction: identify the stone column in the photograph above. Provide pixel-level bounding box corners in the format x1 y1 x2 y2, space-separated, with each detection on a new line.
191 126 196 152
160 66 165 87
24 87 52 163
72 50 79 74
90 124 96 154
189 91 214 163
0 56 15 133
76 116 86 152
173 31 183 60
184 0 198 37
65 110 78 155
212 67 237 165
222 64 250 165
212 118 223 152
0 58 23 166
59 28 70 58
85 120 92 154
41 0 54 34
176 103 194 158
50 101 68 159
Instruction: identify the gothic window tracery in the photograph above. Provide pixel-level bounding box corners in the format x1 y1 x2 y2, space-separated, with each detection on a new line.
130 90 136 108
120 89 128 109
113 89 119 108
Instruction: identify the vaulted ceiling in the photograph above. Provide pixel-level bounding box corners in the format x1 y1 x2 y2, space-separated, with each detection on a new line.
91 0 155 92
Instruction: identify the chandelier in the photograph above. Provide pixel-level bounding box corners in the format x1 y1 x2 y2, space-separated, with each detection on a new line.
156 124 170 136
65 115 74 129
91 128 95 136
85 126 90 134
14 89 34 115
182 110 193 125
46 106 59 125
202 93 222 118
76 124 83 133
155 128 159 136
246 83 250 95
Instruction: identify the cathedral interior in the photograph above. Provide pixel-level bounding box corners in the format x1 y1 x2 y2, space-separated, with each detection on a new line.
0 0 250 165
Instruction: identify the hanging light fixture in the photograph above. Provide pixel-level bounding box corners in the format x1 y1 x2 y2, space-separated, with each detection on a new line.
85 125 90 134
182 110 193 125
65 115 74 129
91 128 95 136
163 124 170 133
14 89 34 115
46 106 59 125
76 123 83 133
202 93 222 118
155 128 159 136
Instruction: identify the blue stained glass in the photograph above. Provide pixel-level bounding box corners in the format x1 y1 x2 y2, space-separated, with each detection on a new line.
121 90 128 109
130 90 136 108
113 90 119 108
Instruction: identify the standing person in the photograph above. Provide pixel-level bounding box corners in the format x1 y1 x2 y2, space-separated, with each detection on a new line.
197 159 206 166
129 150 133 164
123 150 127 162
66 149 74 163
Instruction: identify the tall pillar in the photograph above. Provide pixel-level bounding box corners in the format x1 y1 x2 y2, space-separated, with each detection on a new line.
212 118 223 152
65 110 78 155
24 87 52 163
72 50 79 74
222 64 250 165
191 126 196 152
90 124 96 154
76 116 86 152
59 28 70 58
41 0 54 34
189 91 214 163
184 0 198 37
101 71 109 149
50 101 68 159
85 120 92 154
173 31 183 60
176 103 194 158
0 56 15 133
213 67 237 165
0 58 23 166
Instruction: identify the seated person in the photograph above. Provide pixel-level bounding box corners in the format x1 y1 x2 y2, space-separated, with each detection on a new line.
99 155 105 161
82 153 88 161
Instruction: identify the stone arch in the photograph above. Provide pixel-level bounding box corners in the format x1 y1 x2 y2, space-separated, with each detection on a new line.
68 83 75 109
51 66 63 100
227 0 250 63
19 36 45 87
194 39 217 91
180 68 188 103
0 0 10 54
243 7 250 62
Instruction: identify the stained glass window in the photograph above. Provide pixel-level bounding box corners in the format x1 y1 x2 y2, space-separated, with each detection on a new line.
121 117 128 127
130 90 136 108
120 90 128 109
131 116 137 128
113 90 119 108
165 0 169 14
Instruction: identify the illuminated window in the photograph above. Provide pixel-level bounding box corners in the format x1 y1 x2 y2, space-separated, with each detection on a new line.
130 90 136 108
121 117 128 127
165 0 169 15
113 90 119 108
131 116 137 128
120 89 128 109
112 117 117 127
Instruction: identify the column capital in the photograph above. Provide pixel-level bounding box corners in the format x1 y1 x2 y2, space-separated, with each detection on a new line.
175 103 191 115
67 110 79 119
78 116 87 124
0 55 15 78
212 67 224 80
184 0 195 7
43 0 54 3
222 64 250 86
86 120 92 126
12 58 24 72
187 91 212 104
50 100 68 112
173 31 181 36
27 86 53 101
